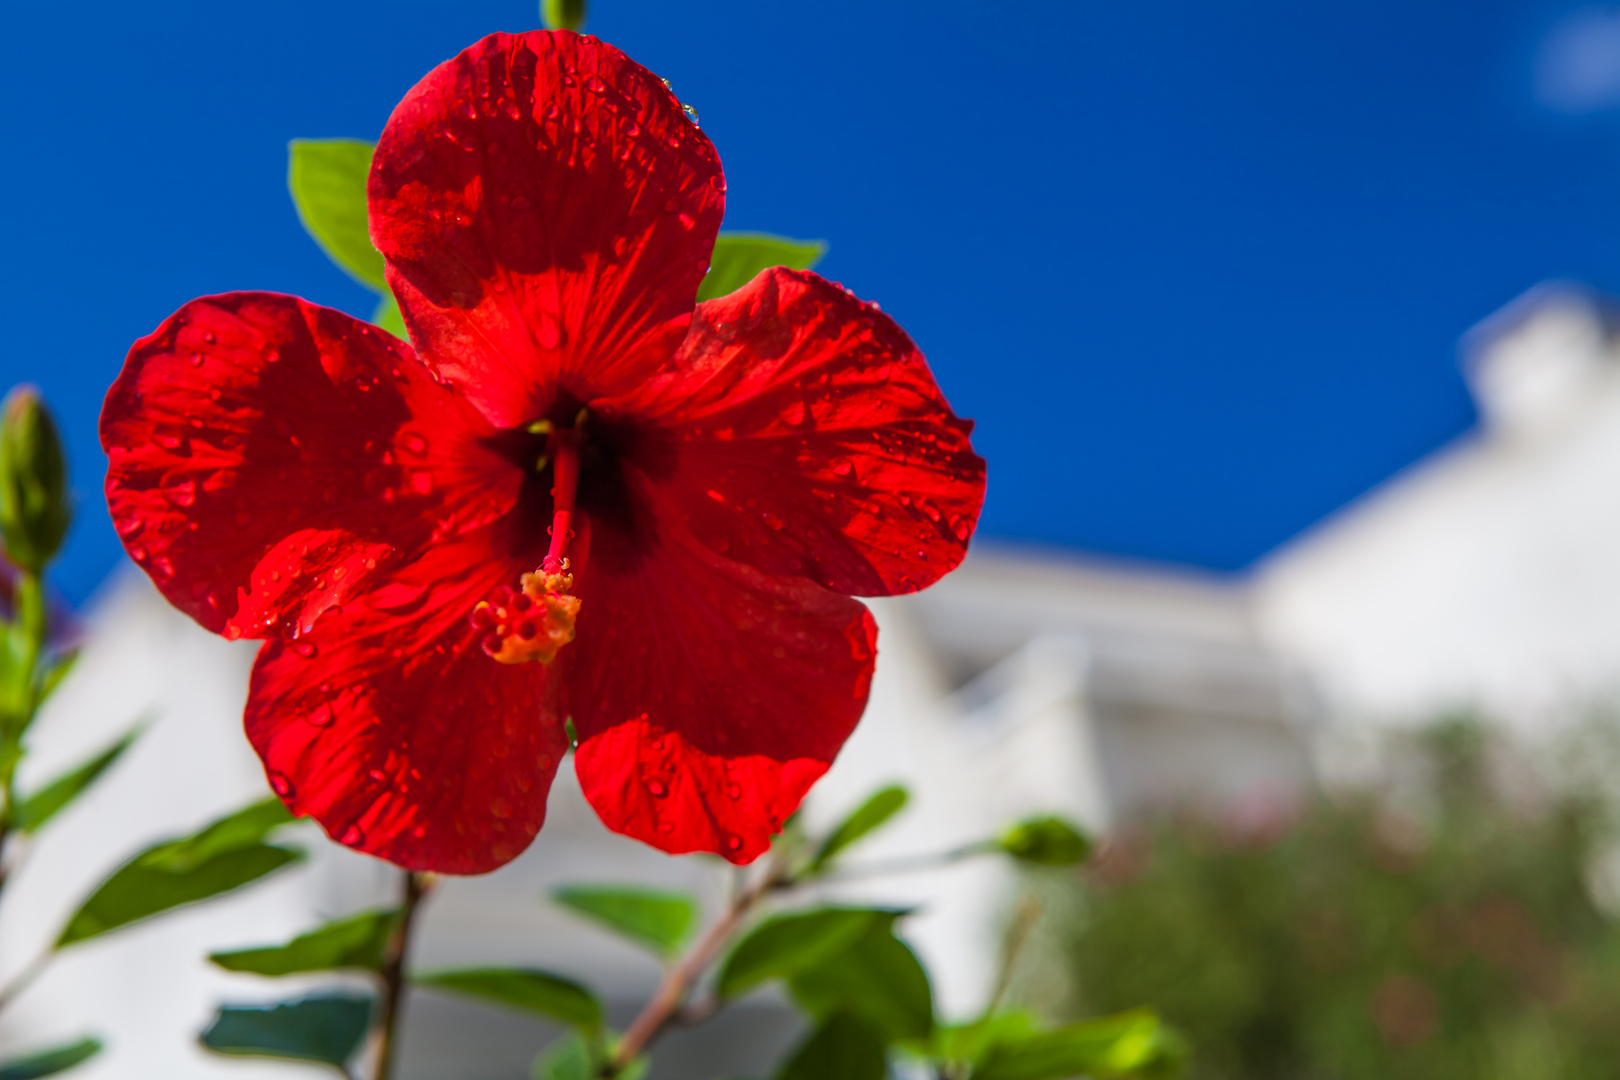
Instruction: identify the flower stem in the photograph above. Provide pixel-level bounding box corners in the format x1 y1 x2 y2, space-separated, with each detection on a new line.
606 858 786 1075
374 870 434 1080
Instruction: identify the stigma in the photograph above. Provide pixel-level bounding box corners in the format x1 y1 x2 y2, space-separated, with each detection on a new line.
471 568 580 665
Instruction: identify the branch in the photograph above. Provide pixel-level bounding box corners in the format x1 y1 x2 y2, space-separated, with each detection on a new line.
372 871 435 1080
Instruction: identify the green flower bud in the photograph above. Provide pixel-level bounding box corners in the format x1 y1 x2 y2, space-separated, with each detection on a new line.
0 386 72 574
999 815 1093 867
542 0 587 32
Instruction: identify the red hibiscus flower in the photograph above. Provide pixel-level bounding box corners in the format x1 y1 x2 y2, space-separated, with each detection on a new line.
100 31 985 874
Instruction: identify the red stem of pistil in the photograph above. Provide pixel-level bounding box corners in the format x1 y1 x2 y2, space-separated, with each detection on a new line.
542 436 579 573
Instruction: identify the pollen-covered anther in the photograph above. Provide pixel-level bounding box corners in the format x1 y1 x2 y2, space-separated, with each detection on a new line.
471 569 580 664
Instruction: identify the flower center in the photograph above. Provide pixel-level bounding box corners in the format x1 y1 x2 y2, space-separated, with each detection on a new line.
470 414 586 665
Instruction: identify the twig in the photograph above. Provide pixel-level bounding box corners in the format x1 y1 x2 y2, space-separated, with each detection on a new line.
816 841 996 883
607 856 786 1074
986 894 1043 1017
373 871 435 1080
0 945 52 1014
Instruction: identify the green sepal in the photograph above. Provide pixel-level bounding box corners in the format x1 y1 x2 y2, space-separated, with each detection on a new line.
0 1038 101 1080
808 785 908 873
718 907 901 998
696 232 827 302
999 816 1093 867
15 721 143 833
210 908 399 976
773 1013 886 1080
416 967 603 1033
972 1009 1187 1080
199 994 372 1068
57 798 301 947
551 884 697 956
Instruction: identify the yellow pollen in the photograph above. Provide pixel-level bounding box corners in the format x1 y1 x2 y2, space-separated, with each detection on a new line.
471 567 580 665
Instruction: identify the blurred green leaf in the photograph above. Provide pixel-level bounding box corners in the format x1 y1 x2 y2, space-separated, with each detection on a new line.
774 1013 886 1080
789 921 932 1041
417 967 602 1033
533 1032 593 1080
200 994 372 1068
0 386 71 575
973 1010 1186 1080
552 884 696 956
58 799 301 946
695 232 827 302
37 647 78 700
372 293 407 339
916 1010 1039 1065
288 140 385 291
719 908 899 998
210 908 398 976
809 785 908 872
16 722 143 833
0 1038 101 1080
999 816 1093 867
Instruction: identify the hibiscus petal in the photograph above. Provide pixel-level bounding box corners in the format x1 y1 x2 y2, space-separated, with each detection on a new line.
567 468 878 863
101 292 517 638
370 31 724 427
246 534 563 874
604 268 986 597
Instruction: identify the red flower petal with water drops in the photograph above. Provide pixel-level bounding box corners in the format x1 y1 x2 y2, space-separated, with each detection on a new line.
369 32 724 428
603 267 986 597
566 470 877 861
247 530 564 874
103 30 985 874
101 293 514 638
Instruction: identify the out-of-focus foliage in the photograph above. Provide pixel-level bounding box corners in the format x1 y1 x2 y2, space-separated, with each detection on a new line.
210 909 399 976
0 386 71 575
0 1039 102 1080
551 884 696 956
199 994 373 1068
696 233 827 302
1041 720 1620 1080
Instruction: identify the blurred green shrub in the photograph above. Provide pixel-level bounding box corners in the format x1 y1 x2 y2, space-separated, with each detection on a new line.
1036 720 1620 1080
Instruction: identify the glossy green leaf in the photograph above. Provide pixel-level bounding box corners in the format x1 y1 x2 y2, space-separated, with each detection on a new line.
417 967 602 1033
999 816 1093 867
15 722 143 833
372 293 407 339
58 799 301 946
718 908 897 998
210 908 398 976
200 994 372 1068
774 1013 885 1080
695 232 827 302
809 785 908 872
788 922 933 1041
552 884 697 956
972 1010 1187 1080
0 1038 101 1080
288 139 385 291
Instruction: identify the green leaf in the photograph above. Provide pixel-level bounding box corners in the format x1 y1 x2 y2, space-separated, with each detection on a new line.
37 647 78 700
372 293 407 339
0 1038 101 1080
718 908 898 998
774 1013 886 1080
200 994 372 1068
416 967 602 1033
552 884 697 956
210 908 398 976
541 0 586 32
999 816 1093 867
917 1010 1039 1065
57 799 301 947
695 232 827 302
15 722 143 833
788 922 933 1041
532 1031 592 1080
809 785 908 872
288 139 386 291
972 1010 1187 1080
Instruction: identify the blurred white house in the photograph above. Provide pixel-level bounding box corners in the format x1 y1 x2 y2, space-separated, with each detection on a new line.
6 278 1620 1077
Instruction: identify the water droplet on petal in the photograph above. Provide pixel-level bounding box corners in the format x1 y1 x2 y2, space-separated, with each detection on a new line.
725 833 743 852
831 459 853 477
292 640 318 658
339 824 365 845
269 771 295 797
646 778 667 797
201 330 216 344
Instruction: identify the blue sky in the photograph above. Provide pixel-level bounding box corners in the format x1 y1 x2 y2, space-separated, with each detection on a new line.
4 0 1620 602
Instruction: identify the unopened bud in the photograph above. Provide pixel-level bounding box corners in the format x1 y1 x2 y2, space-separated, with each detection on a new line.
999 815 1093 867
0 386 71 575
542 0 587 32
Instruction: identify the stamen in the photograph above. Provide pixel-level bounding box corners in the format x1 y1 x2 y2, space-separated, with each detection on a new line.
542 426 581 573
471 568 580 665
